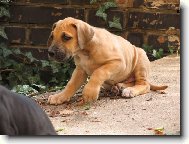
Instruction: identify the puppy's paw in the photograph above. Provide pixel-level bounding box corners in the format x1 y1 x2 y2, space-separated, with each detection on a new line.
48 94 70 105
111 85 120 95
122 87 136 98
82 94 98 103
82 86 99 103
112 84 125 95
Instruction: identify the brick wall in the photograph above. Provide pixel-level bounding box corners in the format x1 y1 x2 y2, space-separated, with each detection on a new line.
1 0 180 60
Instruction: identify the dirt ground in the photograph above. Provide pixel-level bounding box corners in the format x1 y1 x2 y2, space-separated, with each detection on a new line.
36 55 180 135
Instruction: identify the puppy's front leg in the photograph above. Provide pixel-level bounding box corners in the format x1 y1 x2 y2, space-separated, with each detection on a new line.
82 62 120 103
48 67 87 105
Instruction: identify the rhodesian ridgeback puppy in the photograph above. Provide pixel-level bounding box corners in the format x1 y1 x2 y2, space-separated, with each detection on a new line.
47 17 168 105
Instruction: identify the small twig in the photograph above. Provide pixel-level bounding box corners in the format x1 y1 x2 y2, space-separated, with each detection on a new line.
0 69 14 73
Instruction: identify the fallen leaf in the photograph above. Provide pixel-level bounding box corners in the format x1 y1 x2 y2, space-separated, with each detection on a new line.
56 128 64 132
159 91 167 94
155 127 164 131
60 109 74 117
76 98 85 106
49 110 60 117
83 103 91 110
61 119 70 123
154 127 165 135
91 120 101 122
147 128 153 130
146 97 152 101
81 111 88 116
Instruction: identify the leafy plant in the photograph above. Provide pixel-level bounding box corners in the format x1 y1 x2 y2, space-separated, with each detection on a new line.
0 3 9 39
142 44 153 54
0 43 74 94
152 48 164 59
0 6 10 18
168 47 174 55
12 85 39 96
0 1 75 94
90 0 122 30
142 44 164 60
90 0 98 4
0 27 8 39
108 16 122 30
96 1 117 21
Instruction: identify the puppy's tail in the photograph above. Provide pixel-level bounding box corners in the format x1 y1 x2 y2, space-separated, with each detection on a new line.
150 83 168 91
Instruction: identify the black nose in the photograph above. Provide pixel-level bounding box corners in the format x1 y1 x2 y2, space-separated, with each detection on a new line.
48 50 55 57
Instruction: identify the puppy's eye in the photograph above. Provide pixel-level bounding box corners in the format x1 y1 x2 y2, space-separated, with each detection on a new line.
62 33 72 41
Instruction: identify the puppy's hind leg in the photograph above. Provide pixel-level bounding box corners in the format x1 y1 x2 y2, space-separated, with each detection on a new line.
121 51 151 98
121 81 150 98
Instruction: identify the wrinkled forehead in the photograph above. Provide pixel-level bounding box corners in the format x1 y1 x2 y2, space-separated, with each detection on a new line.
53 19 77 36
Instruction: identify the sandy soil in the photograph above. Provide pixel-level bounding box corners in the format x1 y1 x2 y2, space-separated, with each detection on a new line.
36 55 180 135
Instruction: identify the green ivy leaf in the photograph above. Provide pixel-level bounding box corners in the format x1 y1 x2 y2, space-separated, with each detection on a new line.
0 42 7 49
12 85 39 96
0 6 10 18
95 1 117 21
0 27 8 39
104 1 117 9
108 17 122 30
2 47 12 57
50 61 61 73
52 65 59 73
25 52 36 62
3 60 13 67
152 48 164 59
28 75 40 84
83 103 91 110
41 60 50 68
168 47 174 55
49 77 58 83
12 48 21 55
32 84 46 90
159 48 163 54
142 44 153 54
96 7 107 21
90 0 97 4
152 49 157 58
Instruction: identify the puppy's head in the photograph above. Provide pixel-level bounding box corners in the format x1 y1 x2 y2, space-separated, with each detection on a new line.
47 17 94 62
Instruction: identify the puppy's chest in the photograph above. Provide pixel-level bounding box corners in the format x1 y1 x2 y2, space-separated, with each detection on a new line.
75 54 99 75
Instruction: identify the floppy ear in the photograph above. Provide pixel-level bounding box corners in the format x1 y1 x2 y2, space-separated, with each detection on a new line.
73 21 94 49
47 22 57 47
52 22 57 31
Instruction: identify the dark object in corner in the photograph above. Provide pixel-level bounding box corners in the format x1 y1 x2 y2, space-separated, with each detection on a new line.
0 85 57 135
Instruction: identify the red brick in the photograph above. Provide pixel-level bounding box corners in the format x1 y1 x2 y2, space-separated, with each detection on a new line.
30 0 68 4
127 32 144 47
70 0 90 5
127 11 180 30
18 47 48 60
13 0 68 4
9 5 84 24
5 27 26 44
30 28 51 46
133 0 144 7
144 1 180 10
147 34 168 51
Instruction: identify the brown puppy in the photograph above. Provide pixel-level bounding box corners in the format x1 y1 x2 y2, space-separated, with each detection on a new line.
47 17 168 105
